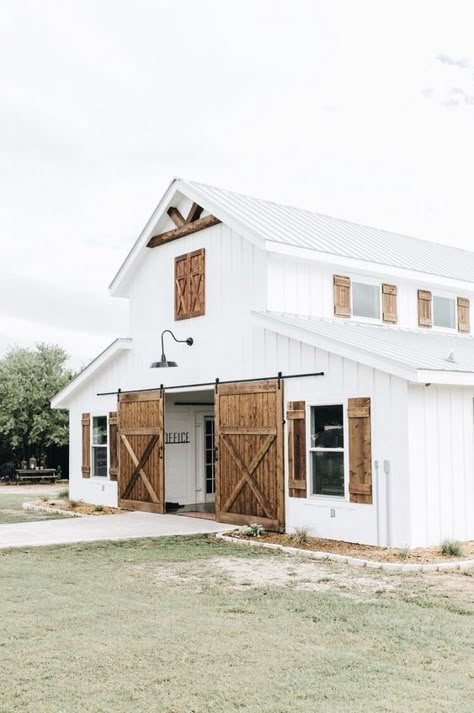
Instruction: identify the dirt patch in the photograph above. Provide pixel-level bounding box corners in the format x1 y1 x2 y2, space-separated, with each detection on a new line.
32 499 120 516
228 531 474 564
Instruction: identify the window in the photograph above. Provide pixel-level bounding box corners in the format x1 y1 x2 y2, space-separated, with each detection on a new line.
433 295 456 329
92 416 108 477
352 282 380 320
204 416 215 495
310 405 345 497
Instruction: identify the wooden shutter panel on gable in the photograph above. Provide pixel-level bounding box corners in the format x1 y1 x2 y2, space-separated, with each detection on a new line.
382 283 397 323
417 289 432 327
287 401 306 497
348 398 372 504
333 275 351 317
457 297 470 333
109 411 119 480
175 248 205 320
81 413 91 478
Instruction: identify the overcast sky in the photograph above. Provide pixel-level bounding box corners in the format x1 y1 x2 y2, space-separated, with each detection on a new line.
1 0 474 370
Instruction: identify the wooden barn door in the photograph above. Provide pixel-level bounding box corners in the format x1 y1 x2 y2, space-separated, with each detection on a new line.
118 391 165 513
215 380 284 530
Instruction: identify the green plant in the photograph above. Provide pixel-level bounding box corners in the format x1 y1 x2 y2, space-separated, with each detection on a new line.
289 526 311 546
95 505 104 512
398 547 409 560
58 488 69 499
440 539 463 557
245 523 266 537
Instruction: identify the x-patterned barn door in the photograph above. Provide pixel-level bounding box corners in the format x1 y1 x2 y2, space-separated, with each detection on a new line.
215 380 284 530
118 390 164 513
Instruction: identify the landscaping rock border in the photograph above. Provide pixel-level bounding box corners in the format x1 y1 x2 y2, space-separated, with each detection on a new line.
23 502 85 518
216 533 474 572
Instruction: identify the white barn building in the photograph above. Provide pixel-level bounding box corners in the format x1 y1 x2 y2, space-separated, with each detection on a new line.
52 178 474 548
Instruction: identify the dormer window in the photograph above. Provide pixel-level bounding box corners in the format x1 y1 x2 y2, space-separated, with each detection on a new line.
352 282 380 320
433 295 456 329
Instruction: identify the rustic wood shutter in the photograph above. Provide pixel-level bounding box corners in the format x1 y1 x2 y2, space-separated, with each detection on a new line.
348 398 372 504
109 411 119 481
333 275 351 317
81 413 91 478
417 289 432 327
382 284 397 323
175 248 205 320
287 401 306 497
457 297 470 333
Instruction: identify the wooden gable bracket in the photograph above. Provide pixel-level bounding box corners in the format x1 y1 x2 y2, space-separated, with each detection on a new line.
147 202 220 248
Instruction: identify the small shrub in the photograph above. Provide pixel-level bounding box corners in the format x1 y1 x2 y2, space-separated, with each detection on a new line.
69 499 79 509
245 523 266 537
289 526 311 546
95 505 104 512
440 539 463 557
58 488 69 499
398 547 409 560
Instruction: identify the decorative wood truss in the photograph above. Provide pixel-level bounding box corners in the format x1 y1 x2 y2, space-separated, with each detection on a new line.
147 202 221 248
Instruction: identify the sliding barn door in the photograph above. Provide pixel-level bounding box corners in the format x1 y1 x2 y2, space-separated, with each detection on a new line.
215 380 284 530
118 390 165 513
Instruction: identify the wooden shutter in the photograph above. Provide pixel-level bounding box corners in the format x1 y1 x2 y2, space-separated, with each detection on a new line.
348 398 372 504
287 401 306 497
175 248 205 320
333 275 351 317
382 284 397 323
457 297 470 333
81 413 91 478
109 411 119 481
417 289 432 327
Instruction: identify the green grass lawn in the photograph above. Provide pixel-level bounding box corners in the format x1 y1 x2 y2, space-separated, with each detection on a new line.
0 491 67 524
0 535 473 713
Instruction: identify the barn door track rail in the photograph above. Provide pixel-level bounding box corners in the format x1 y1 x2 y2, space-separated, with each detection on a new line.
97 370 325 397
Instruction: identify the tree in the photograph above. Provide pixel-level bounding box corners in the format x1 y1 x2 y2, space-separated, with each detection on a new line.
0 343 73 464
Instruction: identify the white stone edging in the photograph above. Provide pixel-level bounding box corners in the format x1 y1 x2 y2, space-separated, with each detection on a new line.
23 502 85 518
216 533 474 572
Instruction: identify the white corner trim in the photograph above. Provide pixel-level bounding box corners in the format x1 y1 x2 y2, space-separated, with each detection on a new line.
51 338 132 409
251 311 416 381
265 240 474 291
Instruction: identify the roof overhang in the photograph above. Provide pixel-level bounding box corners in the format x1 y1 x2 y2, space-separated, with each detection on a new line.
51 338 132 409
252 311 474 386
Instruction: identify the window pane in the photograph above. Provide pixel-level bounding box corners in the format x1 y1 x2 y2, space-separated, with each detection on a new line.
352 283 380 319
92 416 107 445
312 451 344 497
311 405 344 448
93 447 107 477
433 296 455 328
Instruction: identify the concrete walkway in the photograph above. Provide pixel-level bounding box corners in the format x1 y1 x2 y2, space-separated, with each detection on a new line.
0 512 234 549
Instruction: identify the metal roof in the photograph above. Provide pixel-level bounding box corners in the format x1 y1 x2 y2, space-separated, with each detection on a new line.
255 311 474 377
185 179 474 283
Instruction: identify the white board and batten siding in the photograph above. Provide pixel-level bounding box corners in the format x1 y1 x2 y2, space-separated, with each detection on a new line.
408 384 474 546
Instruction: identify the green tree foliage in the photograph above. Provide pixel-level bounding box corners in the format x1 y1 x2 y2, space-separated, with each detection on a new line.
0 343 73 462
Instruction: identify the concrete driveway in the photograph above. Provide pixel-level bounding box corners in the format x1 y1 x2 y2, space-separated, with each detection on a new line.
0 511 234 549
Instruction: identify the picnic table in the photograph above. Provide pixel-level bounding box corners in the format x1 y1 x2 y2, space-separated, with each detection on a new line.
14 468 58 483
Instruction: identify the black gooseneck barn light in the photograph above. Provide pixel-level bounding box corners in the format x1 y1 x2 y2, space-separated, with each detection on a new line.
150 329 194 368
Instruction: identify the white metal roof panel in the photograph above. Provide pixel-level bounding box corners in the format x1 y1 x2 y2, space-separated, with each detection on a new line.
256 312 474 374
185 179 474 283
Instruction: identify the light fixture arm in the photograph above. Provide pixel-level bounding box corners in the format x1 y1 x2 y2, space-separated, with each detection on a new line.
160 330 193 361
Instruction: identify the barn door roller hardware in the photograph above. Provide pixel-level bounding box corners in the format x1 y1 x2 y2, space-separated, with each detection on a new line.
97 370 324 397
150 330 194 369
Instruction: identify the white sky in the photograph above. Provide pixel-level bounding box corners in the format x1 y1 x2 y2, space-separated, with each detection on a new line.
1 0 474 370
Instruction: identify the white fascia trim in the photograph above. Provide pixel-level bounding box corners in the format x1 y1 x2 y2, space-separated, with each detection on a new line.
51 338 132 409
109 178 265 297
265 241 474 292
251 311 416 381
415 369 474 386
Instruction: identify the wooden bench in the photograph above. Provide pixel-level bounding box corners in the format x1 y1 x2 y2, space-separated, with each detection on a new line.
15 469 58 483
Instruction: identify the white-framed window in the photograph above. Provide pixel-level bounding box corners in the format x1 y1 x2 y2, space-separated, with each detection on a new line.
432 295 456 330
352 281 381 321
91 415 108 478
310 404 345 497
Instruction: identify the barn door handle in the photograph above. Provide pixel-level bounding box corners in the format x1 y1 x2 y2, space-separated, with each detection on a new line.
158 445 163 459
214 446 219 463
